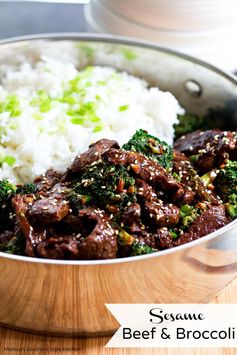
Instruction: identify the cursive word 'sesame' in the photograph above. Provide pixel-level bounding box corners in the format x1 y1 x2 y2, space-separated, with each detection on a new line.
149 308 205 324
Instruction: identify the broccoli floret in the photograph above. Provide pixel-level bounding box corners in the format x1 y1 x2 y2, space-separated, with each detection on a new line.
215 161 237 197
215 161 237 218
72 161 136 210
224 194 237 219
179 204 199 229
122 129 173 170
66 191 92 212
174 113 210 138
130 242 156 256
1 234 25 255
0 180 16 229
17 183 37 195
0 179 16 204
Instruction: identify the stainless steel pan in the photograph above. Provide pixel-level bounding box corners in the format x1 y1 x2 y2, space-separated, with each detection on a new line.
0 34 236 336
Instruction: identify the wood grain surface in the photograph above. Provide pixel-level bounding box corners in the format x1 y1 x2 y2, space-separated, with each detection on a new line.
0 278 236 355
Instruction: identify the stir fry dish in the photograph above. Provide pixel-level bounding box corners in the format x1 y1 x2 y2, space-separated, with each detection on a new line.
0 127 236 259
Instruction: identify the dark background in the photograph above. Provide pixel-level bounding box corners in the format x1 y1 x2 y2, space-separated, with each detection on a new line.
0 1 87 39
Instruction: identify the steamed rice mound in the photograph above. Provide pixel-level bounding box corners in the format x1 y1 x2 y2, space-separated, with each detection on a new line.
0 56 183 183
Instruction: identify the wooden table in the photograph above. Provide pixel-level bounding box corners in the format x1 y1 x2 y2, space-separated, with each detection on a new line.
1 278 236 355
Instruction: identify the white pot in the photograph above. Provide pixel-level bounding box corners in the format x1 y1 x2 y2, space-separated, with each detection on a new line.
85 0 237 72
98 0 237 31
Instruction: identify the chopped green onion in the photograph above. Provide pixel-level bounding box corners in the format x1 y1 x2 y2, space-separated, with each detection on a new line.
31 90 52 113
172 172 181 182
3 155 16 167
59 93 77 105
90 115 100 123
77 45 94 60
121 48 137 61
93 125 103 133
170 229 178 239
183 216 195 227
71 117 84 125
201 170 218 187
119 104 129 112
118 229 134 246
97 81 106 86
33 113 44 121
68 101 101 128
11 110 21 117
180 204 194 218
0 94 21 117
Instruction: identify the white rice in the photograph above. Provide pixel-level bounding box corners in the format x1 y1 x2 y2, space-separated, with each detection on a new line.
0 55 183 183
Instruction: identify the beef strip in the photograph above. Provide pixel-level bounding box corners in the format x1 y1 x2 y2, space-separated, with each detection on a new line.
195 131 237 172
156 227 174 250
175 130 237 173
173 150 220 205
103 148 187 202
37 208 117 259
121 202 141 226
133 230 158 249
29 198 69 224
75 208 117 259
136 179 180 227
61 214 85 234
173 204 230 247
157 205 230 250
63 139 119 180
28 183 70 224
34 169 63 192
1 133 234 259
120 202 145 236
37 235 80 259
174 130 220 155
12 194 46 256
